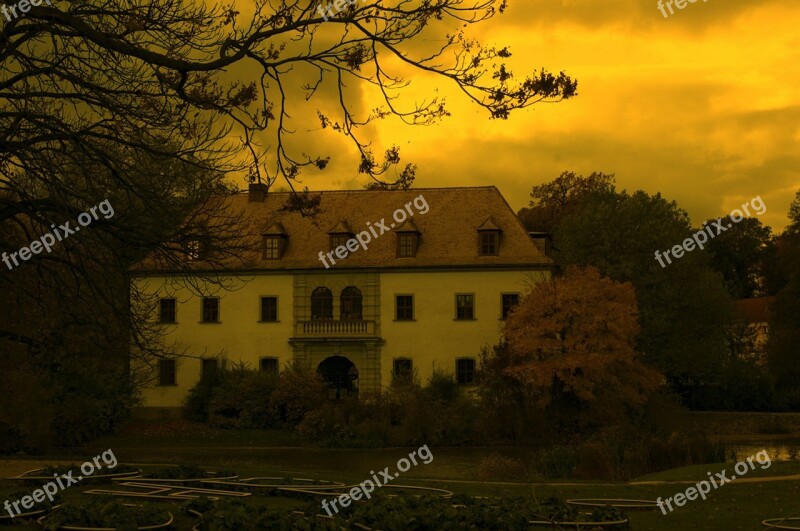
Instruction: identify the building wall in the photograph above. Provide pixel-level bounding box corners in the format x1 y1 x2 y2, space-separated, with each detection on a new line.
133 267 549 408
134 273 295 409
379 269 549 387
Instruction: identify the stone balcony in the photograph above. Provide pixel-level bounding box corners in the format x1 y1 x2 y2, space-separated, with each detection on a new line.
294 319 378 338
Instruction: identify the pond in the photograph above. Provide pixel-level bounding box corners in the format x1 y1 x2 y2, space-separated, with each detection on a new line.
728 438 800 461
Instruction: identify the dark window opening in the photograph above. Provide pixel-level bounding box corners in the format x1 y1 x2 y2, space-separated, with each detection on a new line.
393 358 413 383
501 293 520 319
311 287 333 320
260 357 279 375
159 298 176 323
456 358 476 385
397 233 418 257
201 358 218 381
260 296 278 322
202 297 219 323
396 295 414 320
185 240 202 261
263 235 285 260
158 359 176 386
340 286 363 320
479 232 499 256
456 294 474 320
330 234 350 251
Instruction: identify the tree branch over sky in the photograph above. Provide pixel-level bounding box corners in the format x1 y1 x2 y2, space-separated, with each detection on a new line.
0 0 576 355
0 0 577 196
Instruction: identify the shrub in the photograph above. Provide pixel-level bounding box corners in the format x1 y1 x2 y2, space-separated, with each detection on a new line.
755 415 792 435
0 421 23 454
183 359 223 423
531 427 726 481
49 360 134 446
207 364 279 429
295 402 354 446
270 362 328 426
534 446 577 479
475 453 528 481
425 369 460 402
42 497 170 530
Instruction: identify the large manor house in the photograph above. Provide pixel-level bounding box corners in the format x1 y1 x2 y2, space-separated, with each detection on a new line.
132 185 553 414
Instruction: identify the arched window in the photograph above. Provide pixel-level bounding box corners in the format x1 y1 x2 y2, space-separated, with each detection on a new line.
311 287 333 320
340 286 363 320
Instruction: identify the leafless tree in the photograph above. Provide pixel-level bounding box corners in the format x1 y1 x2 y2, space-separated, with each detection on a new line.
0 0 576 369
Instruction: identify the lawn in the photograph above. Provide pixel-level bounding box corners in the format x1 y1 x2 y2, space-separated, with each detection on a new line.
2 418 800 529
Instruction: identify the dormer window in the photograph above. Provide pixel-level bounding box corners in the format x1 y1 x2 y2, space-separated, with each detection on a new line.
330 233 351 251
262 222 288 260
397 233 418 257
479 232 499 255
477 218 502 256
185 239 202 261
327 219 355 256
263 235 285 259
395 218 421 258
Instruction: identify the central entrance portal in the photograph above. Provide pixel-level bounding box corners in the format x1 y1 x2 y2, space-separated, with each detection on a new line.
317 356 359 400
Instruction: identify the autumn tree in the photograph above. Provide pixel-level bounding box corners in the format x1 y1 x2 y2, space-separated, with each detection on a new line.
501 266 662 431
549 182 745 407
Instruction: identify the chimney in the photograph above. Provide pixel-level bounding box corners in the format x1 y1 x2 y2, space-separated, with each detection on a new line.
528 232 552 257
248 183 268 202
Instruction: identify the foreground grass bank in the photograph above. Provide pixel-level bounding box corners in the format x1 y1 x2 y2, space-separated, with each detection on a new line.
2 449 799 530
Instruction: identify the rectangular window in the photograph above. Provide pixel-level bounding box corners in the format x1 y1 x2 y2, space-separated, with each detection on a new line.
479 232 498 256
201 358 218 381
397 233 417 257
260 296 278 322
330 234 350 251
260 357 279 375
159 298 176 323
263 235 284 260
393 358 413 383
158 359 176 386
501 293 520 320
186 240 201 261
455 294 474 320
456 358 476 385
201 297 219 323
395 295 414 320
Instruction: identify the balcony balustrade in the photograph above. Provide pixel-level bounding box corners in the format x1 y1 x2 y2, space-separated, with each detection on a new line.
295 319 376 337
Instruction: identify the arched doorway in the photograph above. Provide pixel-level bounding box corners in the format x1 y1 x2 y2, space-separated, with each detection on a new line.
317 356 358 399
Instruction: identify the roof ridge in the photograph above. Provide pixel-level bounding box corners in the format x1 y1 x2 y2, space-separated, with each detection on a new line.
233 185 499 196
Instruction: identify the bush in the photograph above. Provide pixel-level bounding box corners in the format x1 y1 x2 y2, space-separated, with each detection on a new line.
184 360 328 429
269 362 329 426
296 402 355 446
475 453 528 481
42 497 170 530
183 359 223 423
532 427 726 481
50 360 133 446
535 446 577 479
425 369 461 402
208 365 279 429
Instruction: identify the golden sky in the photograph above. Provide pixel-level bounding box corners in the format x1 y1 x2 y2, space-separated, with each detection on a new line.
260 0 800 232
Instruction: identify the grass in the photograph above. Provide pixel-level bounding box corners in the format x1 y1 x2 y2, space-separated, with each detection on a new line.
2 457 799 530
3 416 800 530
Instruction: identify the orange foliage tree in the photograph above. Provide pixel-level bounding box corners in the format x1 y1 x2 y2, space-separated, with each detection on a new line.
503 266 663 424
